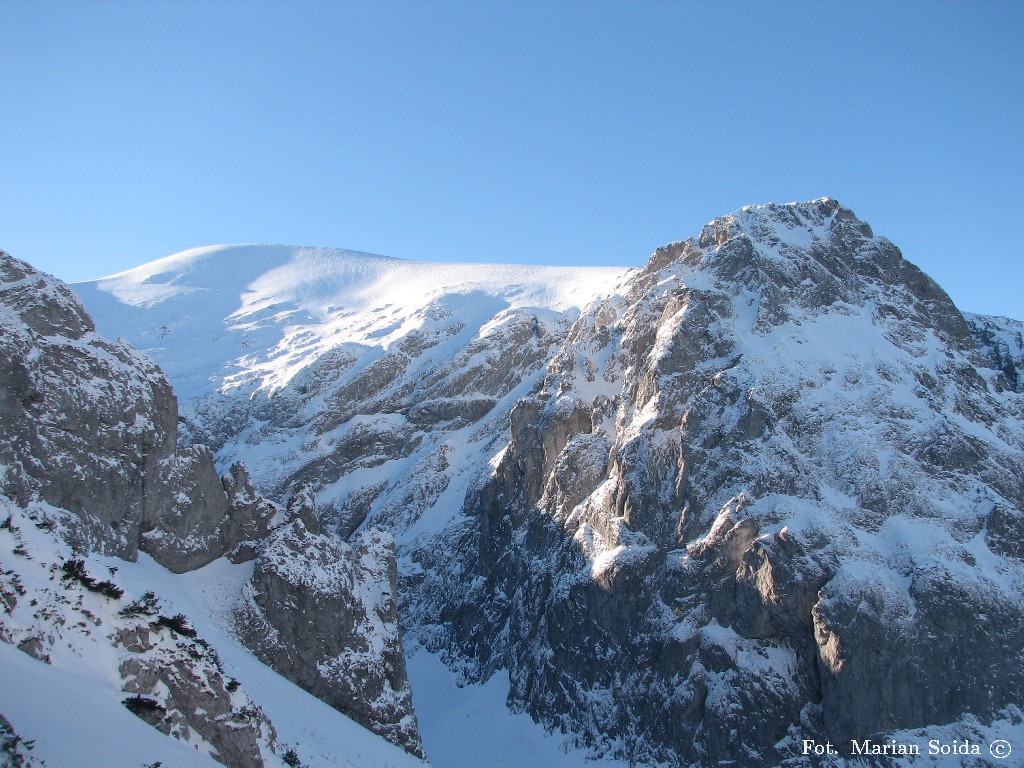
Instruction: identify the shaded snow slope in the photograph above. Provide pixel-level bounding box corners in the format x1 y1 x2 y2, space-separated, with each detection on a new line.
406 648 637 768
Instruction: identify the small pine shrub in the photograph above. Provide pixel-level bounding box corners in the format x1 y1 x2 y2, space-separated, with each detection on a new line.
226 678 240 693
123 694 166 718
94 580 125 599
119 591 160 618
282 748 305 768
236 704 262 724
153 613 197 638
61 559 97 588
61 559 123 599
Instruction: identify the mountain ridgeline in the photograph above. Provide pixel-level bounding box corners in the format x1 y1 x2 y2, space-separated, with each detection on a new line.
1 198 1021 767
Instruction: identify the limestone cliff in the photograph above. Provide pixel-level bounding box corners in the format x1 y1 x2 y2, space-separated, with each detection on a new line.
234 517 423 757
0 251 276 571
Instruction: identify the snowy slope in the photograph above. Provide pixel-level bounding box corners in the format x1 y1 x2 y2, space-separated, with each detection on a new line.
74 244 629 402
0 497 426 768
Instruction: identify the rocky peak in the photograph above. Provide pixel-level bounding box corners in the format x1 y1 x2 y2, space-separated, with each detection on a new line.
1 251 96 339
639 199 973 351
408 200 1024 766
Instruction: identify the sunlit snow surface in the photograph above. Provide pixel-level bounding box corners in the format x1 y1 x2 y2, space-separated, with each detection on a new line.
74 244 630 402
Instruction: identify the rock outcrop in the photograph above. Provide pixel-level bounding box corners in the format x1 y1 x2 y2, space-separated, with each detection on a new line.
234 516 423 757
0 251 277 572
118 619 277 768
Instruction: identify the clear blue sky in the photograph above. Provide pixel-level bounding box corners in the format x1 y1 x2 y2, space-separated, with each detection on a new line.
2 1 1022 318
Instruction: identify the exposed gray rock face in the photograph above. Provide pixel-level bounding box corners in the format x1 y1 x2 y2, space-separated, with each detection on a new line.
234 517 423 757
965 312 1024 392
141 451 279 573
404 200 1024 765
0 251 276 571
0 252 175 559
118 621 277 768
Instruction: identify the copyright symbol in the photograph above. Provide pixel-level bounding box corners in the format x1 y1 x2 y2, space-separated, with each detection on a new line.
990 739 1012 759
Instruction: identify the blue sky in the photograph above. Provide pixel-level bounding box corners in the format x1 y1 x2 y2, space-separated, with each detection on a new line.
2 1 1022 318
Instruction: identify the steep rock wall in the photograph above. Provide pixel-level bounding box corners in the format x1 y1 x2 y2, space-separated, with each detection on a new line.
407 200 1024 765
0 251 276 571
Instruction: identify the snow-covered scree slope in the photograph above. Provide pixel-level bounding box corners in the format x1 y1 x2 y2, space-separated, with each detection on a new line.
74 200 1024 767
0 252 425 765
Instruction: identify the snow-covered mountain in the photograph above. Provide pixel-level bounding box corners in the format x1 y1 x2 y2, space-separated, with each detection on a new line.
74 246 628 540
3 198 1023 767
412 200 1024 765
